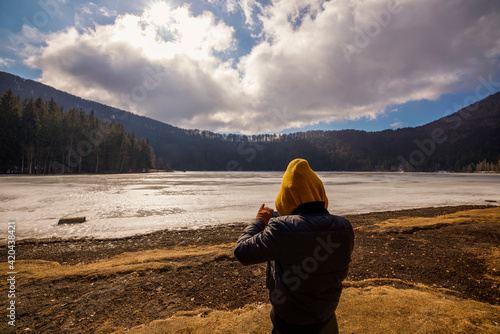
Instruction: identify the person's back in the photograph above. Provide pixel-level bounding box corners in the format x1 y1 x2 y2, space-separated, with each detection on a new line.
234 159 354 333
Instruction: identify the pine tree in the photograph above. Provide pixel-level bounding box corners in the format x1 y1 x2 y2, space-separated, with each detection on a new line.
0 90 21 172
21 99 40 174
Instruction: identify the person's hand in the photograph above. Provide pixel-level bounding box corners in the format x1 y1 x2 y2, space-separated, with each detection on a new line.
256 204 273 226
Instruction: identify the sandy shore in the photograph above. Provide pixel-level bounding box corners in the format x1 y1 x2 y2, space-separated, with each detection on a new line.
1 205 499 333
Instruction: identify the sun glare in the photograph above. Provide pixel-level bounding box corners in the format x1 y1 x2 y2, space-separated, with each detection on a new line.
147 1 173 25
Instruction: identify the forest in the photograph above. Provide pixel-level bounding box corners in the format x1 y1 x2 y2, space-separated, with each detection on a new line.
1 68 499 173
158 94 500 172
171 92 500 172
0 90 155 174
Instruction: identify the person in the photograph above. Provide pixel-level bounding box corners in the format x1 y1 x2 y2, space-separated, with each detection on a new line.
234 158 354 334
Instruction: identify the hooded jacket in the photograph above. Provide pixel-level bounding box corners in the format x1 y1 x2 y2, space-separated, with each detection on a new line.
275 159 329 216
234 159 354 330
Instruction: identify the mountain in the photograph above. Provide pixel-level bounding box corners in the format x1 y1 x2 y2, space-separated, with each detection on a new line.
1 70 499 172
0 71 186 140
0 71 233 170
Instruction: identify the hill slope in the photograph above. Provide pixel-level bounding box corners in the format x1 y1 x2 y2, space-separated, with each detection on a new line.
1 71 499 172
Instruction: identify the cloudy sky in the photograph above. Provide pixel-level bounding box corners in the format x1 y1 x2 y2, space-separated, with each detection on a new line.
1 0 499 134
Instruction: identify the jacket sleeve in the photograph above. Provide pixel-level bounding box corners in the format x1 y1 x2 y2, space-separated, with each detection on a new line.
233 219 281 265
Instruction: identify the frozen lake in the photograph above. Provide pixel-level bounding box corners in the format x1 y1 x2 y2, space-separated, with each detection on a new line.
1 172 499 240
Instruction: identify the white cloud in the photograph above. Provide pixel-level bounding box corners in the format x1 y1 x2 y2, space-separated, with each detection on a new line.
24 4 240 126
211 0 264 27
207 0 238 15
232 0 500 132
7 25 49 60
79 2 117 17
74 2 118 29
18 0 500 134
390 121 403 128
0 57 15 68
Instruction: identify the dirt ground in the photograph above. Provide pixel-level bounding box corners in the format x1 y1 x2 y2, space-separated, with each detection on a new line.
1 205 499 333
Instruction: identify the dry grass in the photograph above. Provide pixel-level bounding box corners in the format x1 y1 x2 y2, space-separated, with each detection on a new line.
113 304 273 334
0 244 234 281
337 286 500 334
477 246 500 283
375 207 500 230
5 207 499 333
111 285 500 334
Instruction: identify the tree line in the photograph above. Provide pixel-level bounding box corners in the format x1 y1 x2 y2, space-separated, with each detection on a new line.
173 126 499 173
0 90 155 174
176 95 500 172
1 83 498 173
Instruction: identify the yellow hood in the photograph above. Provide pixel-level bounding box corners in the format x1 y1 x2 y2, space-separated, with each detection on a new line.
275 159 328 216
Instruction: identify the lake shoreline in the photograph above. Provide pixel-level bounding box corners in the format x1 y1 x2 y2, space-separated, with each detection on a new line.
2 204 499 333
11 204 496 246
2 172 499 240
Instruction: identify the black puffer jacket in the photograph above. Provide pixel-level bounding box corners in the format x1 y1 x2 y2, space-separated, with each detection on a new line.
234 202 354 327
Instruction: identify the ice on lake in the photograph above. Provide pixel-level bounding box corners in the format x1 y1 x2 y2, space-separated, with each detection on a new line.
1 172 499 240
